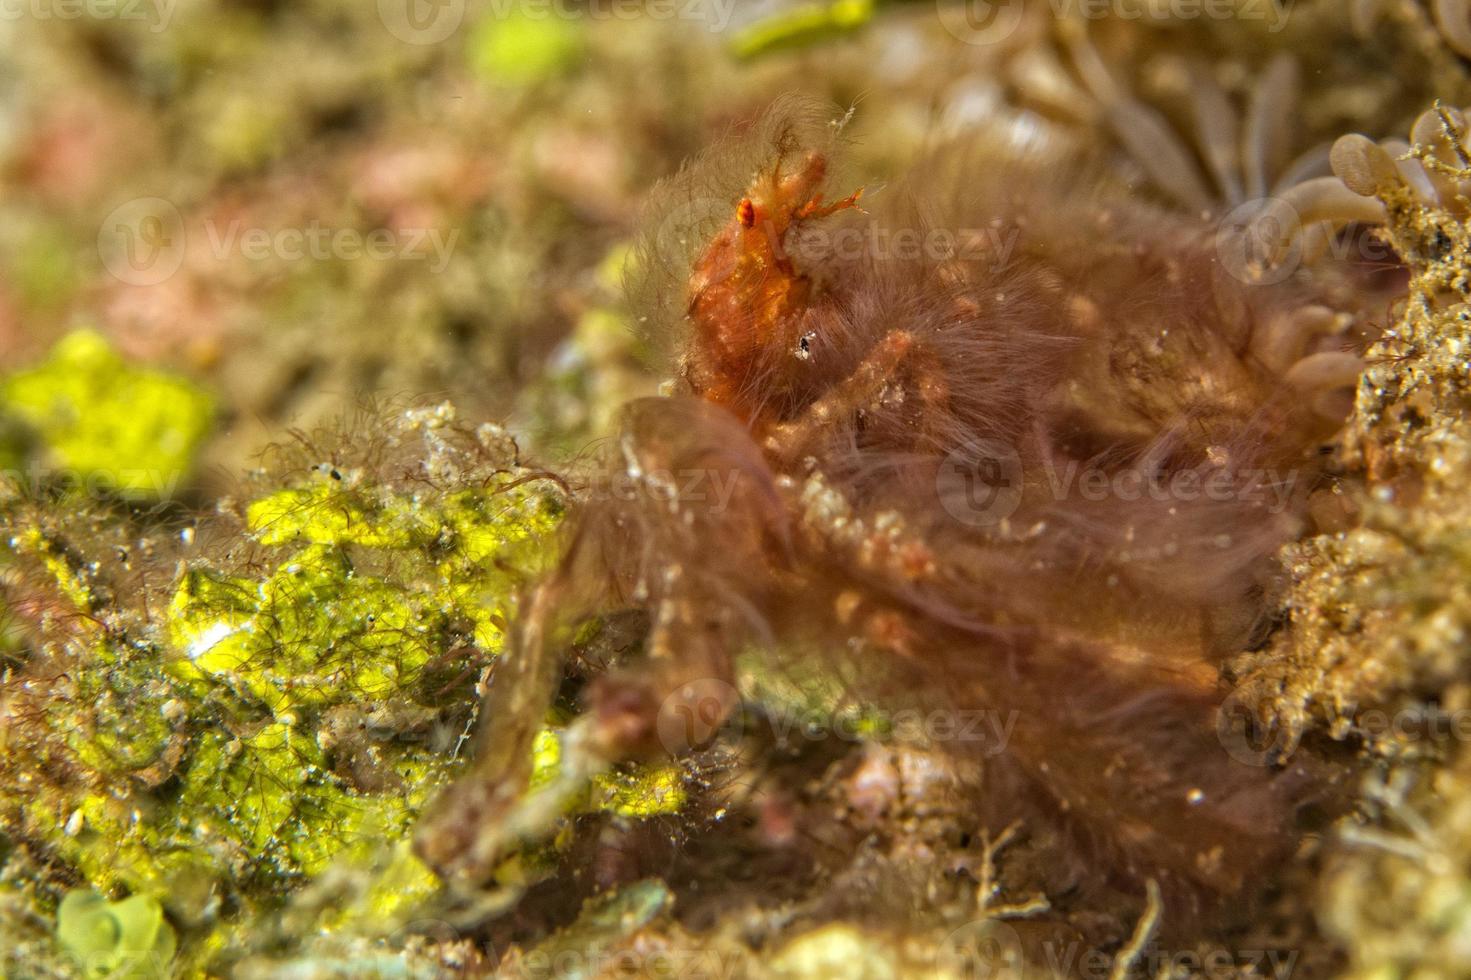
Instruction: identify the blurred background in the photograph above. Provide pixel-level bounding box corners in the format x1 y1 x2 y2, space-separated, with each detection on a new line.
0 0 1449 487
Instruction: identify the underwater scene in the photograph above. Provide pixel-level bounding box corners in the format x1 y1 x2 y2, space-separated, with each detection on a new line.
2 0 1471 976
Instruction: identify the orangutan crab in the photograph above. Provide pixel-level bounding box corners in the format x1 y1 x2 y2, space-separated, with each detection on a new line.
417 98 1370 934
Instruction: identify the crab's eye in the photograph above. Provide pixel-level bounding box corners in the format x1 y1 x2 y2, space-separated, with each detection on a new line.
738 198 756 228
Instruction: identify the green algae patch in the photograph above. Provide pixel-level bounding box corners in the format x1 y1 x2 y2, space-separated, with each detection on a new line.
315 841 443 935
7 525 98 612
0 404 566 972
589 764 685 818
56 890 177 980
728 0 874 59
167 549 445 712
13 223 77 313
0 330 213 500
468 8 584 87
171 721 443 885
149 407 566 891
527 726 686 819
246 484 431 549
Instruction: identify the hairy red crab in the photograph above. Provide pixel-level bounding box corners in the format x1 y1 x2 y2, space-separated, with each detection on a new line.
418 100 1370 933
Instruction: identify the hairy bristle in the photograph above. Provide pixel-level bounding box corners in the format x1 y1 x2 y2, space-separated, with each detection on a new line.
428 95 1387 935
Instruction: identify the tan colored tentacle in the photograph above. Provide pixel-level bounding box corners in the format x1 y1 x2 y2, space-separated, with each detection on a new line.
1242 54 1299 200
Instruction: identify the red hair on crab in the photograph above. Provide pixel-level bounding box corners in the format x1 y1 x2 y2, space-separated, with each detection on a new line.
684 146 862 423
